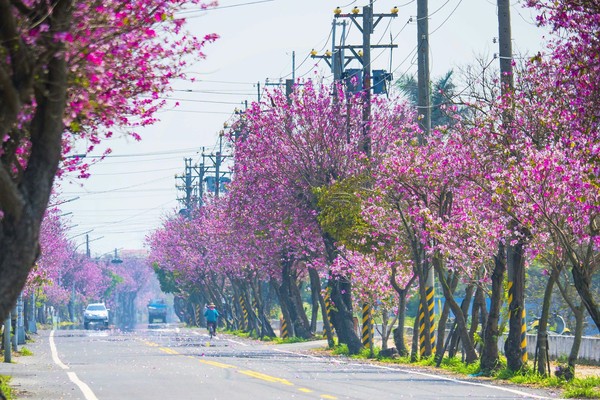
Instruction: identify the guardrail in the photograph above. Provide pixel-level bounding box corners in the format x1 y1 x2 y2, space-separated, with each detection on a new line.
498 333 600 363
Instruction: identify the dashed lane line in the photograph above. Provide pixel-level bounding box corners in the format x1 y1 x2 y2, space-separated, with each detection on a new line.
146 340 336 398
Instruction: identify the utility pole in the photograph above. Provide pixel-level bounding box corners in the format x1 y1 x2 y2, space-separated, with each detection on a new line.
332 3 398 155
415 0 435 358
86 234 90 258
497 0 527 372
417 0 431 141
361 3 373 155
328 3 398 354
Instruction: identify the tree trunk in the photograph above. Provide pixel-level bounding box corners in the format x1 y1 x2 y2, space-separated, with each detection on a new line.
435 260 478 363
323 233 361 354
536 267 558 376
435 271 458 361
390 267 416 357
392 295 409 357
251 280 276 338
0 0 71 325
471 284 487 350
469 285 482 346
286 266 311 338
271 278 295 338
309 268 334 348
571 263 600 332
448 284 474 359
505 234 528 371
480 242 506 374
328 275 362 353
410 308 419 361
567 304 585 381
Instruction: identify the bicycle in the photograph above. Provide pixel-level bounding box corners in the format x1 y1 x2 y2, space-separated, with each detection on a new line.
207 321 216 339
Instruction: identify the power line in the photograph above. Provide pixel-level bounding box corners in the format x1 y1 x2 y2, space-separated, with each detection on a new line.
430 0 464 36
84 147 201 159
176 0 275 18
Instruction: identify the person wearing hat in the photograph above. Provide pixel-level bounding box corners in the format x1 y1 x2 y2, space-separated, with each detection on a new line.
204 302 220 337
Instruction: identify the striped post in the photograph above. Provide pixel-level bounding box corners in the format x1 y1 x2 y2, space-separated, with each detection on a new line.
361 303 373 349
419 285 436 356
426 285 436 351
521 307 528 363
280 316 289 339
240 296 248 330
418 303 426 356
252 298 259 315
507 279 527 366
324 288 336 336
194 304 200 327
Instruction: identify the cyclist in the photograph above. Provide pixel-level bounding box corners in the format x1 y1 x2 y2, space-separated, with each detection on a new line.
204 302 219 337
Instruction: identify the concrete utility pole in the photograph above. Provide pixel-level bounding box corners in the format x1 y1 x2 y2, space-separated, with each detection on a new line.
415 0 436 358
332 3 398 153
497 0 527 371
417 0 431 140
498 0 514 92
328 3 398 353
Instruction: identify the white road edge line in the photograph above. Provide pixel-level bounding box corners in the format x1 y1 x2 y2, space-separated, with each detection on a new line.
50 330 100 400
359 363 558 400
272 347 558 400
226 338 249 346
273 348 323 361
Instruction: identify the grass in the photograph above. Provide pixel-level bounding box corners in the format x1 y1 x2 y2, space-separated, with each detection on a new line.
320 344 600 399
563 377 600 399
17 347 33 356
0 375 13 400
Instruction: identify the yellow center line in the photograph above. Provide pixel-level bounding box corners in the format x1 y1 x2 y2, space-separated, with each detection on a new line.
141 341 338 398
238 370 294 386
198 359 238 369
159 347 179 355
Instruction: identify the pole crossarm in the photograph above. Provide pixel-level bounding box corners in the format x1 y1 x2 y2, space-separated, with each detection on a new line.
334 13 398 33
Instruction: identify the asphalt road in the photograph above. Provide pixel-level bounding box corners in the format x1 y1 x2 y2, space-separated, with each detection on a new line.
1 325 563 399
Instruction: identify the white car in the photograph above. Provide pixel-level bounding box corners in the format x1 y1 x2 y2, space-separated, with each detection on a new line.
83 303 109 329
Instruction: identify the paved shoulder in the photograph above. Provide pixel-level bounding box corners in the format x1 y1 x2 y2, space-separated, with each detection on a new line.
1 330 80 399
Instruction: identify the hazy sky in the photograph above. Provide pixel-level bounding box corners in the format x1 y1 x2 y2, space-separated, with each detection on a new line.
58 0 548 257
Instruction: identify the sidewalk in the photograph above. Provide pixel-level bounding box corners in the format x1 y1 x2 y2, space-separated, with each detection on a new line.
0 330 79 399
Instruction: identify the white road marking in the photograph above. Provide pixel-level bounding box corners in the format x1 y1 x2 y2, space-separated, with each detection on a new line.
362 363 557 400
273 348 322 360
272 346 555 399
226 338 249 346
50 330 100 400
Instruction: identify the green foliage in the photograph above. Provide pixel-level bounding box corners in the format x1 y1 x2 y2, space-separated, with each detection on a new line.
563 377 600 399
438 357 481 375
355 346 380 359
103 270 124 299
395 70 466 128
314 175 376 252
0 375 13 400
332 343 350 356
18 347 33 356
223 329 251 338
268 336 310 344
495 367 600 399
152 262 180 294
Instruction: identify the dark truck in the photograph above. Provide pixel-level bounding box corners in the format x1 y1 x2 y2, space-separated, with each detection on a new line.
147 299 167 323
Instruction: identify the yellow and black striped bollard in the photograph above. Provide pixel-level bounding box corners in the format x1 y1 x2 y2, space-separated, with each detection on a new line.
361 303 373 349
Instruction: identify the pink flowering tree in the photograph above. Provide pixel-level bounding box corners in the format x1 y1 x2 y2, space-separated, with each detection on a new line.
0 0 217 324
226 80 415 352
